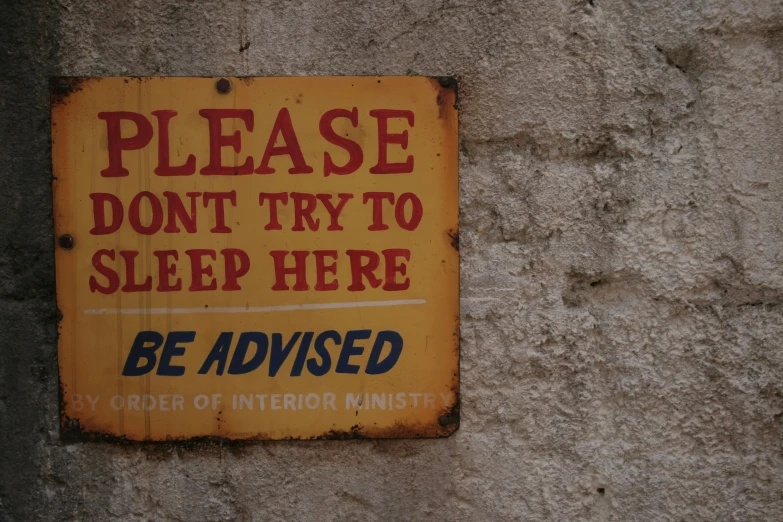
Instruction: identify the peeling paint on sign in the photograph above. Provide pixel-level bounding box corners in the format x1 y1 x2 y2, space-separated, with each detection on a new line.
51 76 459 441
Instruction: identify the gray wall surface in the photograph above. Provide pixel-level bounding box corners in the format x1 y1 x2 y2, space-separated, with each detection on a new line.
2 0 783 520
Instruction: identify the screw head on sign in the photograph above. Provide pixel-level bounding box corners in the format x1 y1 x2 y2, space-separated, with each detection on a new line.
438 76 457 89
58 234 74 250
216 78 232 94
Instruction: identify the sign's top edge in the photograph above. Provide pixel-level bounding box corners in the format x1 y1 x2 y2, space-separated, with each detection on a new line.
49 75 459 108
48 75 458 82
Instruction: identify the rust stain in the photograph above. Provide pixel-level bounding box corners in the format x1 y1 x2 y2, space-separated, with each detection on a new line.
437 397 460 432
50 77 89 107
431 76 458 120
62 408 460 442
61 414 275 445
448 228 460 251
310 412 458 439
62 387 461 442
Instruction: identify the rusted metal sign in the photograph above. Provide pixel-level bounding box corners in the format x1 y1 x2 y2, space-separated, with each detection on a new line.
51 76 459 441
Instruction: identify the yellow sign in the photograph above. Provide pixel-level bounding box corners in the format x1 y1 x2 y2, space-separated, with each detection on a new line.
51 76 459 440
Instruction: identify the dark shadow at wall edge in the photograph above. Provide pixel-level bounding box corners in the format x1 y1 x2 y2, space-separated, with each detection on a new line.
0 1 61 520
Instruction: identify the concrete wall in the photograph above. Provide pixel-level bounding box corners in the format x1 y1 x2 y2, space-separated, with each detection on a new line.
2 0 783 520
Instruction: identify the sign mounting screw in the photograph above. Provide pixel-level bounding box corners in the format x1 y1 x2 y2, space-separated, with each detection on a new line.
57 234 74 250
216 78 232 94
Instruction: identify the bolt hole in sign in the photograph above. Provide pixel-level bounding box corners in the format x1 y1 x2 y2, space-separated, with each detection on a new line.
51 77 459 441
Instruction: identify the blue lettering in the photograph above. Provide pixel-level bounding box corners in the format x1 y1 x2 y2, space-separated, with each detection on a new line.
307 330 339 376
122 331 164 376
290 332 314 376
269 332 301 377
336 329 371 374
198 332 233 375
157 331 195 376
228 332 269 375
365 330 403 374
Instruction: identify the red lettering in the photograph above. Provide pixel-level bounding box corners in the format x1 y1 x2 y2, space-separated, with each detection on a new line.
163 191 201 233
382 249 411 291
313 250 338 291
89 249 119 294
185 249 217 291
221 249 250 291
270 251 309 291
120 250 152 292
255 108 314 174
362 192 394 231
346 250 382 291
153 250 181 292
90 193 123 235
258 192 289 230
368 109 414 174
128 191 163 235
319 107 363 176
199 109 254 175
395 192 423 231
203 191 236 233
98 111 153 177
315 193 353 231
291 192 319 231
152 110 196 176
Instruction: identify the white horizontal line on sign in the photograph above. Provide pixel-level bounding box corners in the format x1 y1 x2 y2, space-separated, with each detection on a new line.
84 299 427 315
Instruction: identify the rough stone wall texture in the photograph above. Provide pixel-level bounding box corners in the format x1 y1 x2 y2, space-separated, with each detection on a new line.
2 0 783 520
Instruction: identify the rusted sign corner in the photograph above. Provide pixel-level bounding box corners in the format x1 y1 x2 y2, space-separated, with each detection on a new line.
431 76 459 115
50 77 89 107
437 396 460 437
432 76 458 96
60 415 127 444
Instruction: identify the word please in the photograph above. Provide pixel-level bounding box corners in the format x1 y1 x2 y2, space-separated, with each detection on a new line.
99 107 415 178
